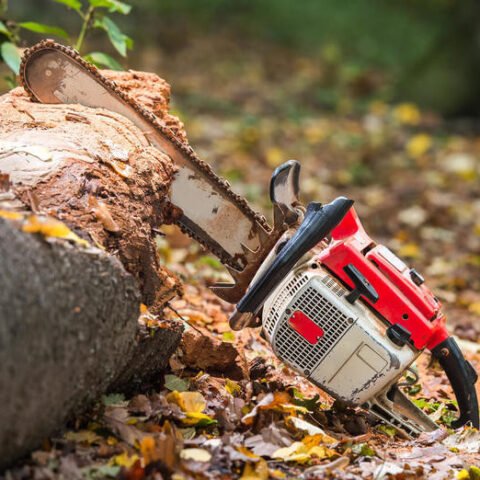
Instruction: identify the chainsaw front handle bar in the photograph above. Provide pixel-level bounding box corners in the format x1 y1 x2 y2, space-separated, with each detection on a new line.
431 337 479 429
229 197 354 330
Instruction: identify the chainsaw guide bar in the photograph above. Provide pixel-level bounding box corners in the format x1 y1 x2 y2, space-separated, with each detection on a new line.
20 40 284 302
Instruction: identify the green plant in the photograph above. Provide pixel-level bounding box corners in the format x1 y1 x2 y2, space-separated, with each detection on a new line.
0 0 133 86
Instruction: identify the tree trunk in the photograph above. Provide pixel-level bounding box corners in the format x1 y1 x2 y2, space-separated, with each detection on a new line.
0 71 186 468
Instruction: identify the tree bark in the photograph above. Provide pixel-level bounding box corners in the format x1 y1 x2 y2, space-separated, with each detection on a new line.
0 71 186 467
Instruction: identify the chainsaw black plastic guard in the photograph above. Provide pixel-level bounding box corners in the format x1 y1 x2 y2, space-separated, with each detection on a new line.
431 337 479 429
233 197 353 318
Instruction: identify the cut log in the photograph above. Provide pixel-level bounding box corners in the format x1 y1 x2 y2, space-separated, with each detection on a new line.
0 71 187 467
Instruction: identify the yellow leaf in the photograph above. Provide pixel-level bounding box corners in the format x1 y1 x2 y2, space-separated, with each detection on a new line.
167 391 206 413
182 411 216 426
236 446 259 460
222 331 235 342
468 302 480 316
397 243 420 259
241 459 269 480
272 442 306 462
140 436 162 465
0 209 23 220
22 215 89 247
172 474 188 480
225 379 241 396
302 433 336 448
265 147 284 168
242 392 292 425
308 445 335 459
64 430 101 445
394 103 421 125
272 435 337 464
111 452 139 468
269 469 287 479
304 123 328 144
406 134 432 158
469 466 480 480
180 448 212 462
457 469 470 480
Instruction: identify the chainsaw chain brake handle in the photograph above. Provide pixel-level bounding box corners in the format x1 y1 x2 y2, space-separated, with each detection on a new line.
431 337 479 428
229 197 354 330
270 160 303 228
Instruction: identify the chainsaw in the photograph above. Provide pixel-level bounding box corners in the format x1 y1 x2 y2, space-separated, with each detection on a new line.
20 41 479 438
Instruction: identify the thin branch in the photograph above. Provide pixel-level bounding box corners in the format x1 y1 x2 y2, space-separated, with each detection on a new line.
75 5 94 53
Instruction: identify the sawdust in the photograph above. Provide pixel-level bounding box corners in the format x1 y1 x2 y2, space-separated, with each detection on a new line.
102 70 189 145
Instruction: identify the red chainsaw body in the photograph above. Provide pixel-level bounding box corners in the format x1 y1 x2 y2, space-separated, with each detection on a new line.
317 208 449 350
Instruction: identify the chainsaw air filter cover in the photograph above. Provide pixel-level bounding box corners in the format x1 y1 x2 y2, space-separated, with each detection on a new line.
262 262 420 405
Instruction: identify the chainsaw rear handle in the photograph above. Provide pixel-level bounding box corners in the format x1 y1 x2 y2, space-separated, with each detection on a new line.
431 337 479 429
229 197 354 329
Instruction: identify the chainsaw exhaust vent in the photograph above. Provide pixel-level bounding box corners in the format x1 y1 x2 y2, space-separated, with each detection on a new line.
266 271 355 374
263 273 309 337
273 283 353 373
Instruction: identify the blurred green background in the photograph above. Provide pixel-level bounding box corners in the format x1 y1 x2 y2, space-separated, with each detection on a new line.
5 0 480 116
3 0 480 334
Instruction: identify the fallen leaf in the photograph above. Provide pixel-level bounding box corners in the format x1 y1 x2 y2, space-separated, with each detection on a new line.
0 209 23 220
102 393 127 406
166 391 216 426
167 391 206 413
164 374 190 392
128 395 152 416
242 392 292 426
22 214 89 247
241 459 269 480
139 421 178 471
303 456 350 476
443 427 480 454
111 452 140 468
272 435 336 463
64 430 102 445
225 379 241 396
393 103 421 125
245 423 293 457
180 448 212 462
222 331 235 342
285 416 335 440
407 133 432 158
373 461 404 479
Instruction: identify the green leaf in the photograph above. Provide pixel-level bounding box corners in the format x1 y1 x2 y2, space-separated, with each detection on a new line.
4 74 17 89
0 21 11 38
222 331 235 342
291 388 322 412
1 42 21 74
95 16 132 57
84 51 122 70
164 374 189 392
352 443 376 457
18 22 69 39
195 255 224 270
195 416 218 428
89 0 131 14
101 393 126 406
52 0 82 12
377 424 397 438
83 465 121 479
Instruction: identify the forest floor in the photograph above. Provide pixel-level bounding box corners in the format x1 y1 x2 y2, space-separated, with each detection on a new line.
3 37 480 479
